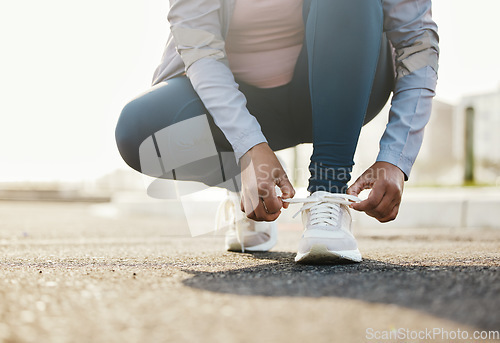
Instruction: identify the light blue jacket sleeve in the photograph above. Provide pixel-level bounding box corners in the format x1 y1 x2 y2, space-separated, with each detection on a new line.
167 0 267 161
377 0 439 179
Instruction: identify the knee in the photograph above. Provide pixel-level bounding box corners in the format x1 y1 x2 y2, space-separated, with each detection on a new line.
365 34 395 125
115 100 143 172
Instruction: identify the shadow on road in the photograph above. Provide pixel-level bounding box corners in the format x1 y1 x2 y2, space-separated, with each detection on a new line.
182 252 499 330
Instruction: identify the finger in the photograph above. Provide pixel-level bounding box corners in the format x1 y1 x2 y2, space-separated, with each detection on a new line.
252 201 268 221
274 177 294 211
249 191 281 221
276 177 295 200
246 210 258 221
257 180 283 214
367 189 397 219
245 184 281 221
351 182 385 212
280 197 290 209
253 200 281 221
378 203 400 223
346 176 366 197
370 182 402 217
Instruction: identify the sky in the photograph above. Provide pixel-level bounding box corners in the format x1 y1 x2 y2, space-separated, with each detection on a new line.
0 0 499 183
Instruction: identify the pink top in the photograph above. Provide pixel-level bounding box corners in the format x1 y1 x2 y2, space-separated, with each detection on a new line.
225 0 305 89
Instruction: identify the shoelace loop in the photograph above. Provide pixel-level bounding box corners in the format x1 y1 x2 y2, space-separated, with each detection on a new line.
283 193 361 226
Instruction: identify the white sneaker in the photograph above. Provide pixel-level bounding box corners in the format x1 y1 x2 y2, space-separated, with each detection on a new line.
215 192 277 252
285 191 362 264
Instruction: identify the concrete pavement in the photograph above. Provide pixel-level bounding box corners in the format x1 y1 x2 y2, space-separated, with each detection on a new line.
0 200 499 343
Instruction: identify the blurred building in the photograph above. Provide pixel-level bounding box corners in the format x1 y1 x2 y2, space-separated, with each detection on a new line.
455 88 500 185
410 99 459 185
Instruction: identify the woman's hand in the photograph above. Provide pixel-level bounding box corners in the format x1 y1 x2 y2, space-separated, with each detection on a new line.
239 143 295 221
347 161 405 223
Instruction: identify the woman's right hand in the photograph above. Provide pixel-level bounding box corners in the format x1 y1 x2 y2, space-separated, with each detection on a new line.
239 143 295 221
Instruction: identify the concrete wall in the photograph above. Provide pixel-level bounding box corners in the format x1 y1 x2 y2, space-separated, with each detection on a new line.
456 89 500 185
410 99 461 185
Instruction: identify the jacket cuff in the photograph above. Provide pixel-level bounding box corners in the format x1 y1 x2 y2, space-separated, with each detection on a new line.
232 130 268 161
376 148 413 181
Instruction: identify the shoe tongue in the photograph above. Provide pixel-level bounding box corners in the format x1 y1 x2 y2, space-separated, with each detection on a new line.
312 200 340 212
311 190 334 198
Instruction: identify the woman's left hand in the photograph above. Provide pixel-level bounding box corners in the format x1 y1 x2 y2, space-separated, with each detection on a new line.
239 143 295 221
347 161 405 223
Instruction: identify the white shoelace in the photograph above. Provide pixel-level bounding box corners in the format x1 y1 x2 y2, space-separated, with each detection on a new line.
284 192 361 226
214 195 249 252
216 192 360 249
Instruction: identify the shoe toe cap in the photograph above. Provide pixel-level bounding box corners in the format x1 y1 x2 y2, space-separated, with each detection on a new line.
298 234 358 255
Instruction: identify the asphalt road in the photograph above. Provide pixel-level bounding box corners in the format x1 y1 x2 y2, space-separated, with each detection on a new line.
0 201 499 343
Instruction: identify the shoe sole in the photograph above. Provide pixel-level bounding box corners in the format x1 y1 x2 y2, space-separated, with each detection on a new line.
295 244 362 264
225 227 278 253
